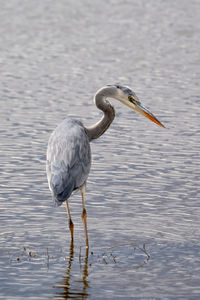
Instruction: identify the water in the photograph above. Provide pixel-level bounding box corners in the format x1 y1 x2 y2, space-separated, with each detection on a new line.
0 0 200 299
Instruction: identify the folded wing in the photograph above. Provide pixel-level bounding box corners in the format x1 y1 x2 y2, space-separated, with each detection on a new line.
46 118 91 206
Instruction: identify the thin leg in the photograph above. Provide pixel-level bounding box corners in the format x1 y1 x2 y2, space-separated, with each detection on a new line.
65 200 74 242
81 185 89 248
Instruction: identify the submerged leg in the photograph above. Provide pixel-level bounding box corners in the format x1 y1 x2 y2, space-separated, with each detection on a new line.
65 200 74 242
81 185 89 248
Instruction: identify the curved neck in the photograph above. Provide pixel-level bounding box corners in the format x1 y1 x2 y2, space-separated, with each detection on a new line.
86 86 116 141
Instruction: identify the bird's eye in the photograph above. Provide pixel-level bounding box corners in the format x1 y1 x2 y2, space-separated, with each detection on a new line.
128 95 138 104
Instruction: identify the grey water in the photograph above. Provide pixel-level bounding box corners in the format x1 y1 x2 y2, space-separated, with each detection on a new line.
0 0 200 299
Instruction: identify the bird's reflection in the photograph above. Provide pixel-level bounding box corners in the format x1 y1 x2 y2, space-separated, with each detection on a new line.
53 240 89 299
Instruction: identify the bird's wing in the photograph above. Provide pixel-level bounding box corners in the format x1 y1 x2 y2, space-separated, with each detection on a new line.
46 118 91 206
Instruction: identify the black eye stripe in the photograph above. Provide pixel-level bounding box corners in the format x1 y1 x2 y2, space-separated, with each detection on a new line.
114 84 132 94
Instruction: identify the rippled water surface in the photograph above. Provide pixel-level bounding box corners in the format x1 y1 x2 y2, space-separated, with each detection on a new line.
0 0 200 299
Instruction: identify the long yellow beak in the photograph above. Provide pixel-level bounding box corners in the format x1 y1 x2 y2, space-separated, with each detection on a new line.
134 102 165 128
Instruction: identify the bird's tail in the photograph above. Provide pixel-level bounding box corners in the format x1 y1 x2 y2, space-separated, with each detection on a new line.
50 175 75 206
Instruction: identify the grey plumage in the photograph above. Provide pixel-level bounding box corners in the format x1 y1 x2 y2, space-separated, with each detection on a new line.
46 118 91 206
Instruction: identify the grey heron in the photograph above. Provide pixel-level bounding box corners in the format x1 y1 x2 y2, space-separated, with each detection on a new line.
46 84 165 247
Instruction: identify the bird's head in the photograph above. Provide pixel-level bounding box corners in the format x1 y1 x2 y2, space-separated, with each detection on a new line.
107 84 165 128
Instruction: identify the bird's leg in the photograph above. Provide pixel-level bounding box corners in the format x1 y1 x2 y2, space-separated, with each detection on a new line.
65 200 74 243
81 185 89 248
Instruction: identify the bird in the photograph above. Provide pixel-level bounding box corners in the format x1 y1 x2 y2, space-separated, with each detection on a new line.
46 84 165 248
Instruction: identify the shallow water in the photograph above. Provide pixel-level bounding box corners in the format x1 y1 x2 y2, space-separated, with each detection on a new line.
0 0 200 299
